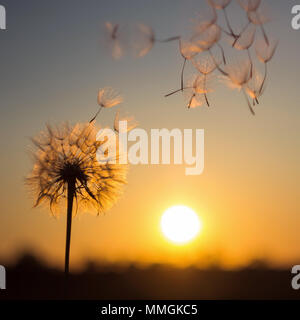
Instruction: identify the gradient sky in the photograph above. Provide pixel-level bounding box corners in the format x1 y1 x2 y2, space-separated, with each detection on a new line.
0 0 299 270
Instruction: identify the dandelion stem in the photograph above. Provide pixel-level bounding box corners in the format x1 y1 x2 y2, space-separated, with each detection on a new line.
209 49 228 76
165 86 191 97
232 22 250 47
89 107 103 123
259 63 267 95
217 43 226 65
157 36 180 43
181 58 187 91
203 74 210 107
223 8 236 38
204 93 210 107
247 49 253 79
188 93 195 109
242 88 255 115
65 179 75 277
260 25 269 46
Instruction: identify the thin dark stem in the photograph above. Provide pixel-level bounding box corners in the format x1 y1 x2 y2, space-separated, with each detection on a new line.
247 49 253 79
209 49 228 76
65 179 75 277
203 74 210 107
219 26 235 38
260 25 269 46
188 93 195 109
217 43 226 65
204 93 210 107
89 107 103 123
165 86 191 97
259 63 267 95
242 88 255 115
157 36 180 43
232 22 250 47
181 58 187 91
223 8 237 38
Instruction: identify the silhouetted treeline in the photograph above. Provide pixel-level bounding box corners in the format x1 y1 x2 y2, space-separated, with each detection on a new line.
0 253 299 299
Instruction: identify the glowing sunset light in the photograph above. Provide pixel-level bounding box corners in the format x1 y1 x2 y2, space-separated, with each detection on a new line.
160 205 202 244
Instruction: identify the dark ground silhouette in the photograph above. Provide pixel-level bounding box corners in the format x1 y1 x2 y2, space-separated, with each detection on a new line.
0 254 299 300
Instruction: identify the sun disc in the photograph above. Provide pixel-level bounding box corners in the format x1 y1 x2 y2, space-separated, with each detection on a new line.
160 205 201 244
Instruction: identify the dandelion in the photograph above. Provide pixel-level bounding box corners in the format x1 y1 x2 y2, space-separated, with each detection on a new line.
192 54 219 106
255 38 278 64
255 38 278 96
185 75 209 108
114 110 138 133
232 24 256 77
165 74 212 108
132 24 155 58
208 0 237 39
224 59 255 115
104 22 124 60
192 24 221 51
193 5 218 34
192 23 227 68
247 5 270 45
26 122 127 276
179 38 202 91
232 24 256 50
245 68 265 105
90 87 123 123
132 23 180 58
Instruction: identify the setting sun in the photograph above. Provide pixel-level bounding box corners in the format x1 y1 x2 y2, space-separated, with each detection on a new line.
160 206 202 244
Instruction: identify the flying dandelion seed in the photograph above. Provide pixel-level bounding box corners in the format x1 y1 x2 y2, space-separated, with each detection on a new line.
132 23 155 58
193 5 218 34
114 110 138 134
107 0 276 115
192 24 221 51
245 68 265 105
232 24 256 77
179 38 202 91
26 122 127 276
90 87 123 123
185 84 206 109
132 23 180 58
255 38 278 95
208 0 237 39
104 22 124 60
247 4 270 45
192 55 218 106
223 59 255 115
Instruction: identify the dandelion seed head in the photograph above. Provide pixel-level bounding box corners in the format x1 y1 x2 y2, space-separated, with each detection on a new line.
255 38 278 64
104 22 124 60
179 39 202 59
114 110 138 133
192 54 219 74
232 24 256 50
192 24 221 51
26 122 127 216
247 6 270 26
97 87 123 108
224 59 251 90
245 68 265 99
132 23 155 58
192 6 218 36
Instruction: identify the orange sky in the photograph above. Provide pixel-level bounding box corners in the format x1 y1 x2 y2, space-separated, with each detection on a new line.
0 0 299 270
